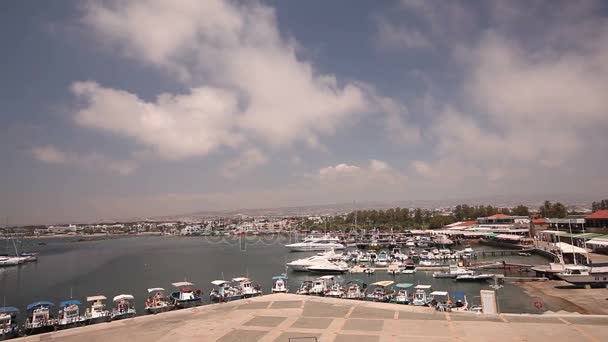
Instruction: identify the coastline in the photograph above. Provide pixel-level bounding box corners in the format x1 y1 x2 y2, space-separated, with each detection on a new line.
515 280 608 315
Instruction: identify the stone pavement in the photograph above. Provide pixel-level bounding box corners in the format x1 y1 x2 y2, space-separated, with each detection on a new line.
17 294 608 342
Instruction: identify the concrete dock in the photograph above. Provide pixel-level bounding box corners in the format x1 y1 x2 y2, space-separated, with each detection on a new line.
17 294 608 342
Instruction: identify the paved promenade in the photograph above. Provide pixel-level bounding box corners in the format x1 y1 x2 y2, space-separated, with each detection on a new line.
18 294 608 342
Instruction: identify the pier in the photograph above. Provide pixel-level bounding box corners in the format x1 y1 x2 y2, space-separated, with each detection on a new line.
16 294 608 342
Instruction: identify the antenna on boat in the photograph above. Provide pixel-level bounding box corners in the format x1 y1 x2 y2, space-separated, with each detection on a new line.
221 272 225 281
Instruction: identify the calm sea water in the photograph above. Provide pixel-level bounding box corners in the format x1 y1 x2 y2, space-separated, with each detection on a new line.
0 236 551 319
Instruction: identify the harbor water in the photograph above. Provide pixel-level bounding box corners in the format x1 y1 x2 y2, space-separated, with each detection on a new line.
0 236 551 319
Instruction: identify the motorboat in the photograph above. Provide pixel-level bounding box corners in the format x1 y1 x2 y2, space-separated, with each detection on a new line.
349 264 366 273
375 251 389 267
325 283 344 298
285 235 344 252
387 264 400 275
210 280 241 302
343 281 364 300
306 260 349 274
392 283 413 304
145 288 175 314
390 247 408 261
0 257 20 267
111 294 136 320
56 300 85 329
558 263 608 287
232 277 262 298
430 291 451 311
84 295 111 324
455 274 494 282
450 292 468 311
296 280 314 295
271 275 288 293
170 282 203 308
433 266 474 279
24 301 55 335
405 239 416 247
364 266 375 275
365 281 394 302
401 264 416 274
286 252 340 272
412 285 433 306
310 275 335 296
0 307 19 340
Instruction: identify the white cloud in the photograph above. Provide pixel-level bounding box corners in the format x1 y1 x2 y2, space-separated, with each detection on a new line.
318 163 361 179
32 145 67 163
75 0 371 162
31 144 136 175
220 147 268 179
376 19 430 49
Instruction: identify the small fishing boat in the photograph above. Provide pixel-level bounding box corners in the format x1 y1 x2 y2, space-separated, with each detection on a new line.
375 251 389 267
412 285 433 306
209 280 241 303
232 277 262 298
450 292 468 311
387 264 401 275
392 283 413 304
271 275 288 293
343 280 365 300
24 301 55 335
56 300 85 329
145 288 175 314
111 294 136 320
84 295 111 324
401 264 416 274
296 280 313 295
0 307 19 340
310 275 335 296
430 291 451 311
455 274 494 282
170 282 203 308
325 283 344 298
365 281 394 302
364 265 375 275
433 265 474 279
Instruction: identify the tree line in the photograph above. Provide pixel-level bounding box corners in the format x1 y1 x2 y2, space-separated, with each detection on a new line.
591 199 608 212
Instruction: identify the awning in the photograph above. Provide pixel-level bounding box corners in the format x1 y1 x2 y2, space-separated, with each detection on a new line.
430 291 449 296
414 285 432 289
211 280 229 286
147 287 165 293
587 238 608 247
27 301 54 310
371 280 394 287
0 307 19 314
554 242 588 254
86 295 106 302
272 275 288 280
59 300 81 307
494 234 523 241
395 283 414 288
113 294 134 302
172 281 194 287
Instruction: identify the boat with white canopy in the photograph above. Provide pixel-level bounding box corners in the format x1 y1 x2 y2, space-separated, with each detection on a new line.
84 295 111 324
111 294 136 320
57 300 85 329
170 282 203 308
145 288 174 314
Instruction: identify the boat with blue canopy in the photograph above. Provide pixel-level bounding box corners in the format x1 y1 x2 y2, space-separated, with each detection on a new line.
24 301 55 335
271 275 288 293
57 299 85 329
392 283 413 304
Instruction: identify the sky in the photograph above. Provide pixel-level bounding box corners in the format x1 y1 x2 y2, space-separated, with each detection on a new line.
1 0 608 224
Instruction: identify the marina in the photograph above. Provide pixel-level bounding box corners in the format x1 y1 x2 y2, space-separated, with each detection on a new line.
2 234 607 339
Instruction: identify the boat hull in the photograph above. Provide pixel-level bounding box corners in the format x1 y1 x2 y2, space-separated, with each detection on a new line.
145 305 175 314
23 324 55 336
85 315 111 325
558 274 608 287
111 311 136 321
173 299 202 309
0 328 19 341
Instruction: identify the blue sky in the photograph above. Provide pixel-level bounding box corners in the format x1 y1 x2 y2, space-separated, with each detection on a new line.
2 0 608 224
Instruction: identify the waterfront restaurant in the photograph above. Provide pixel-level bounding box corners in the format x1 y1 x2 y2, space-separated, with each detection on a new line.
476 214 531 225
585 210 608 230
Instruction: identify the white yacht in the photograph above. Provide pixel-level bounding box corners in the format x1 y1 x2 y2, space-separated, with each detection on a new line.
558 264 608 286
285 235 344 252
286 250 341 272
412 285 433 306
271 275 288 293
433 265 474 278
306 260 349 274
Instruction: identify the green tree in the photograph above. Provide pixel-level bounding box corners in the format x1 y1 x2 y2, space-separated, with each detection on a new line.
512 205 530 216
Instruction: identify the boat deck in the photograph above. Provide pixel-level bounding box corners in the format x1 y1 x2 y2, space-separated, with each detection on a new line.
16 294 608 342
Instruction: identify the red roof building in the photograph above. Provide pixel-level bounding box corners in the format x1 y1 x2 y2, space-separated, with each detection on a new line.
585 210 608 228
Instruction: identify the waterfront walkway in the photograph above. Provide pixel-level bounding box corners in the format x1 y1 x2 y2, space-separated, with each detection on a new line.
18 294 608 342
